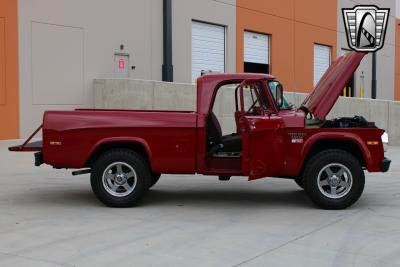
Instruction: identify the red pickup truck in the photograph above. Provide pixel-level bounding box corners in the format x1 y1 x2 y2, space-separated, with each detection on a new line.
10 52 390 209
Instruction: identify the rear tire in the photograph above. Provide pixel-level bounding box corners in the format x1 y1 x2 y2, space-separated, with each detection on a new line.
90 149 151 207
303 149 365 210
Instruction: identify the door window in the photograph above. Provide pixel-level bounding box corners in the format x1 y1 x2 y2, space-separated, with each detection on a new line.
238 81 268 115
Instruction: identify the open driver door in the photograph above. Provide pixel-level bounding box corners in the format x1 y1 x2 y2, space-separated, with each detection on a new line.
238 79 285 180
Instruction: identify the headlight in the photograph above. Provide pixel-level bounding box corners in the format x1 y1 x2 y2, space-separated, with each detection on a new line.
381 132 389 152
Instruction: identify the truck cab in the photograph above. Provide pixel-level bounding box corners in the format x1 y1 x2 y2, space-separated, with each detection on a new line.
198 74 287 179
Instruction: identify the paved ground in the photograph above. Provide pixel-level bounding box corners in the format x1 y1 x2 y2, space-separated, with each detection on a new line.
0 140 400 267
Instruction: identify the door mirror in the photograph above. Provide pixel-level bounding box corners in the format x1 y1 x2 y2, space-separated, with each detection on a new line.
275 83 284 108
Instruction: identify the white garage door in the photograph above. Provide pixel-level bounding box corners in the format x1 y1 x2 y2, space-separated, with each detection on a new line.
192 21 225 82
244 31 269 64
313 44 331 86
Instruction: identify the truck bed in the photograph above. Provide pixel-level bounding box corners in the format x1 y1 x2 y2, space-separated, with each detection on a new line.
40 109 198 173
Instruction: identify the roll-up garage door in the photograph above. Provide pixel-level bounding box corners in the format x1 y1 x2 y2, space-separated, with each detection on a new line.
313 44 331 86
192 21 225 83
244 31 270 74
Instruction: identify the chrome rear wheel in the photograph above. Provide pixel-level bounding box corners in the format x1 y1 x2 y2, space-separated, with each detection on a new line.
91 149 151 207
102 162 137 197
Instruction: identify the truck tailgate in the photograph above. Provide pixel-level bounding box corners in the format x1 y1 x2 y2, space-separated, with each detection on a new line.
9 140 42 152
8 125 43 152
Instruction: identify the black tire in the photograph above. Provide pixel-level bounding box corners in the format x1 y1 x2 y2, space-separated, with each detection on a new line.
149 173 161 189
90 148 151 207
294 176 304 189
303 149 365 210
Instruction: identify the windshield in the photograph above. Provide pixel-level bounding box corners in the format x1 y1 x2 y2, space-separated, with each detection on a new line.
268 80 292 109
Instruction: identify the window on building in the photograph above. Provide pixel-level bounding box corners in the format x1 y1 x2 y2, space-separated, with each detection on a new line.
313 44 331 86
244 31 270 74
192 21 225 83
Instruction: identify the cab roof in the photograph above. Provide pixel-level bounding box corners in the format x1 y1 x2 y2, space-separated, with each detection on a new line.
196 73 275 115
197 73 275 83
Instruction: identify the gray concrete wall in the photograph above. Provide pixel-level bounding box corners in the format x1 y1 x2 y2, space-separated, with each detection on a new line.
94 79 196 111
95 79 400 144
337 0 397 100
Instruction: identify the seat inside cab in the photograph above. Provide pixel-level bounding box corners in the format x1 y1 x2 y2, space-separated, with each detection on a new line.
207 111 242 156
206 81 268 158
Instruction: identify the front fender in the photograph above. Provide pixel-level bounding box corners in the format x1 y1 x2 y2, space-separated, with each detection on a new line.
300 132 372 170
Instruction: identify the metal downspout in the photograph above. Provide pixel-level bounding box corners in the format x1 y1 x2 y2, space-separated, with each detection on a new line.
162 0 173 82
371 52 377 99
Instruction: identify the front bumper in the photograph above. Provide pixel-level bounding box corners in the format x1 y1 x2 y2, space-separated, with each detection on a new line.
381 158 391 172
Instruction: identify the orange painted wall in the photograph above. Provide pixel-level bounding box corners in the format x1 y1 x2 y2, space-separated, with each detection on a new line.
236 0 337 93
395 19 400 101
0 0 19 139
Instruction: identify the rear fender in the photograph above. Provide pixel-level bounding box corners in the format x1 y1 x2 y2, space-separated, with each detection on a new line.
86 137 153 168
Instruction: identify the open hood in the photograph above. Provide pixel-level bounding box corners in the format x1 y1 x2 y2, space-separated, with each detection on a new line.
301 52 366 120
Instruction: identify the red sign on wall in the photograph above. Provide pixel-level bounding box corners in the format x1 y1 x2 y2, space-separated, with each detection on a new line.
118 58 125 69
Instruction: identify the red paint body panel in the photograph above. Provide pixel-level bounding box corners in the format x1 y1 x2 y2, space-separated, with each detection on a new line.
42 110 197 174
284 127 385 176
243 115 286 179
299 129 385 172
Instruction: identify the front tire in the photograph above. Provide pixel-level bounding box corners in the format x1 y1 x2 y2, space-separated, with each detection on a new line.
90 149 151 207
303 149 365 210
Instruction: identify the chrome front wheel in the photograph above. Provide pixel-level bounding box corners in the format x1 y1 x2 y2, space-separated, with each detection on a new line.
317 163 353 199
303 149 365 210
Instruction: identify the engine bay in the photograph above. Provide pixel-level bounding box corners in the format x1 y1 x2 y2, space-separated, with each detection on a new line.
321 116 376 128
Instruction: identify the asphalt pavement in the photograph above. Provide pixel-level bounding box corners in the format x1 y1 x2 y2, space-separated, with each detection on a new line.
0 140 399 267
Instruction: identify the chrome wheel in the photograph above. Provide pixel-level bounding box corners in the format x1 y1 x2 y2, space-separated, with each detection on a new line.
102 162 137 197
317 163 353 199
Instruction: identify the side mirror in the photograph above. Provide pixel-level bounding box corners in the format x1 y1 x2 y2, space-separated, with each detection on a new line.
275 84 284 108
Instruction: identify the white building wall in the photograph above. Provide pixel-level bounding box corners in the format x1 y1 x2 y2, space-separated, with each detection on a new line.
397 0 400 17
